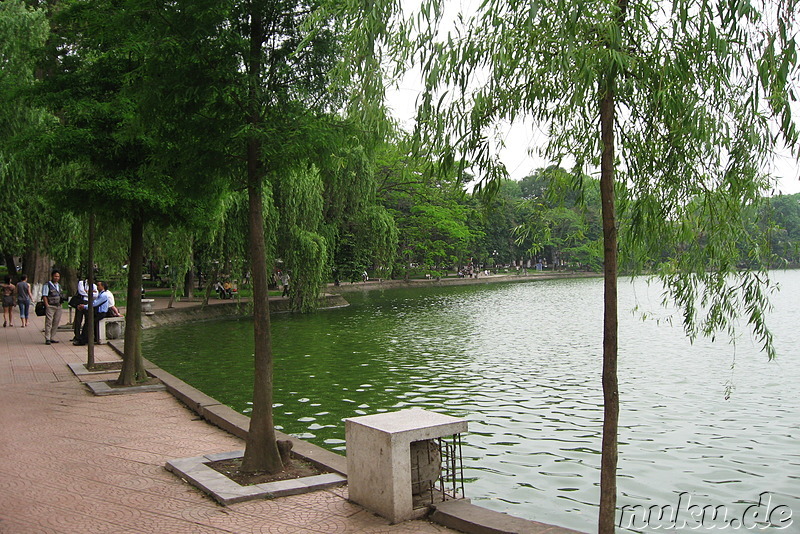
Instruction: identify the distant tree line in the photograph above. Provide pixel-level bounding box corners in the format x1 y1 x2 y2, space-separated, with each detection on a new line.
4 127 800 293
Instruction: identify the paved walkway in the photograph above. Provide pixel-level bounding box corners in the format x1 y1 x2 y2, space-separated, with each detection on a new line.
0 303 456 533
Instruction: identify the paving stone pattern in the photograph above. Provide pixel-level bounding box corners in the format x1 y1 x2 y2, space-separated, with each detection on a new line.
0 302 457 533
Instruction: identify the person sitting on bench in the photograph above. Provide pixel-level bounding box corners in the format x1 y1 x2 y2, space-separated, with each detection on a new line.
74 281 111 346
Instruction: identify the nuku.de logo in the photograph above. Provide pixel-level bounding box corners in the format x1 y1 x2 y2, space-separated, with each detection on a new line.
618 491 793 530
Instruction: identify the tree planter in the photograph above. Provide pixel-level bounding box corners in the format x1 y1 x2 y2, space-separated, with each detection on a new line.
165 450 345 505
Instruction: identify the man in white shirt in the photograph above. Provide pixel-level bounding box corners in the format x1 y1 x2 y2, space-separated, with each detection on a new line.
106 285 121 317
72 278 97 342
74 281 111 346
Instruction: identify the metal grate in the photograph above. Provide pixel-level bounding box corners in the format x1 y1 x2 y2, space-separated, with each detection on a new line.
411 434 465 509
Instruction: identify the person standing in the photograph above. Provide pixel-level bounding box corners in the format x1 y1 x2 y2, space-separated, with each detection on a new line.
2 276 16 327
281 271 290 297
72 278 97 342
15 274 33 328
42 270 64 345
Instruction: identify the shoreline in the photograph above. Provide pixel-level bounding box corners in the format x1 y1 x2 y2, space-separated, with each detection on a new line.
327 270 602 293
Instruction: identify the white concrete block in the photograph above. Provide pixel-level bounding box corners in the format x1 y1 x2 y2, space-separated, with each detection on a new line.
98 316 125 344
345 408 467 523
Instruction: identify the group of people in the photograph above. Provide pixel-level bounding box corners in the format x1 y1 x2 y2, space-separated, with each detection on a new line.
70 276 122 346
214 280 237 299
1 270 121 346
1 274 34 328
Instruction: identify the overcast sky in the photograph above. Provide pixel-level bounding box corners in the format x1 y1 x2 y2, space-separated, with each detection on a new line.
387 79 800 196
386 0 800 196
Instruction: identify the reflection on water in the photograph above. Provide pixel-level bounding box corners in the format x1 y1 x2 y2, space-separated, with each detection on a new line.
143 272 800 533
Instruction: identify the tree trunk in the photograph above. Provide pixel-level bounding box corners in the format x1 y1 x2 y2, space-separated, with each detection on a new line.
202 277 213 306
87 212 96 367
117 211 147 385
22 250 38 282
240 6 282 474
597 74 619 533
22 250 34 282
183 268 194 299
62 266 78 301
24 249 51 300
3 254 18 279
240 142 283 474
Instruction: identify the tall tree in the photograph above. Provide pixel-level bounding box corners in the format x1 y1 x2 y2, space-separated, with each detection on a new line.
131 0 402 473
411 0 798 531
31 0 194 385
322 144 398 288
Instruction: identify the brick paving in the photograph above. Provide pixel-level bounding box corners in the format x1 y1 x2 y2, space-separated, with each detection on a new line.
0 301 456 533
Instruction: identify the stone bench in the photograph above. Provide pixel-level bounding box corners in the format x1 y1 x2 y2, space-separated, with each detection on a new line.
98 316 125 344
141 298 155 316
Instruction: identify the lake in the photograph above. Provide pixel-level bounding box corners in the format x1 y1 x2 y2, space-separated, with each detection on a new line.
143 271 800 533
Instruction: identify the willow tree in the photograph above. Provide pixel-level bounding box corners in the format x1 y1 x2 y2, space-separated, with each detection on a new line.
319 144 398 292
130 0 403 473
273 166 328 312
411 0 798 531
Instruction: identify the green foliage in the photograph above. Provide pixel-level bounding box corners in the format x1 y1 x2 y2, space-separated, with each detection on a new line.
0 0 50 258
276 166 328 312
377 141 483 272
757 193 800 265
0 1 47 80
408 1 797 529
320 142 399 282
144 223 194 293
508 169 604 269
28 0 190 227
125 0 403 311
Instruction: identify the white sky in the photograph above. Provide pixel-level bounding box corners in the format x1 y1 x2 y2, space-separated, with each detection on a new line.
386 0 800 196
387 78 800 196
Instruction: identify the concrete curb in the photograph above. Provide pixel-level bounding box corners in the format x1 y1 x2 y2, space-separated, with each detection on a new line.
106 339 349 478
328 272 601 294
431 500 585 534
85 379 167 396
67 361 122 376
138 294 349 329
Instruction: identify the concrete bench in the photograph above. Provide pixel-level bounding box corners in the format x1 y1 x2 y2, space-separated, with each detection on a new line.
141 298 155 316
98 316 125 344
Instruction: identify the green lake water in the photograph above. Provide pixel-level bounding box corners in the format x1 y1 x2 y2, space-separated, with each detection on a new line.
143 272 800 533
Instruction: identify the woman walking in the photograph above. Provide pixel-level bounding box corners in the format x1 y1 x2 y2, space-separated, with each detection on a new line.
16 274 33 327
2 276 16 327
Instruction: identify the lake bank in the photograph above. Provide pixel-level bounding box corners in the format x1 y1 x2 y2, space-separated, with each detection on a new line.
138 293 349 329
327 270 601 293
